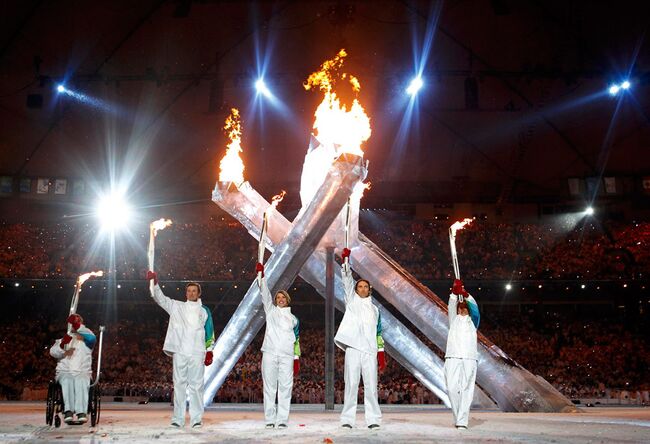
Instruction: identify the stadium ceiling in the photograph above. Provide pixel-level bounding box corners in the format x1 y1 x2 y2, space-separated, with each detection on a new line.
0 0 648 201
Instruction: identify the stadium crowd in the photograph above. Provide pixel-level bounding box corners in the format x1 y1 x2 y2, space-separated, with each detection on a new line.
1 215 648 404
0 218 648 282
1 310 647 404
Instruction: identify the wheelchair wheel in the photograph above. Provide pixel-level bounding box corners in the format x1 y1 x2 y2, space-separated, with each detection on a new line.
45 382 55 426
46 381 62 427
89 385 101 426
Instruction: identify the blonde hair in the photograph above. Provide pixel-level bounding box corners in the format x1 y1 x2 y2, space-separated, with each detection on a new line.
275 290 291 306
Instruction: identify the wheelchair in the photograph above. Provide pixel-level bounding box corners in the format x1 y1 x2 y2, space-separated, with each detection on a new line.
46 325 105 427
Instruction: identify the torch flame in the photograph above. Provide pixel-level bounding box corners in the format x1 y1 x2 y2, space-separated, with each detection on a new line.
78 270 104 287
219 108 245 186
304 49 371 156
151 218 172 236
351 181 371 201
450 218 474 237
270 190 286 210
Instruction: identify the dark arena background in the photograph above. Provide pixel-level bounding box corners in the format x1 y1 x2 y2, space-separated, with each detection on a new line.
0 1 649 442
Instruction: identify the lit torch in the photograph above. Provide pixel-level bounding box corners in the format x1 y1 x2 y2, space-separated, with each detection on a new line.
343 197 352 271
258 190 286 277
68 270 103 332
148 218 173 272
449 218 474 296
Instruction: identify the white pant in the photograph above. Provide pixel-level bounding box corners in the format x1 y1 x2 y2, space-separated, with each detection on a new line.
340 347 381 426
262 353 294 424
57 374 89 414
172 353 205 426
444 358 477 427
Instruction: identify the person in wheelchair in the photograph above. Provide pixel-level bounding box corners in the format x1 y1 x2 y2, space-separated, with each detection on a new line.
49 314 96 424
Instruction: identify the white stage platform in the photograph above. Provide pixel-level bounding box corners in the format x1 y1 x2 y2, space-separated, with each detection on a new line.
1 402 648 443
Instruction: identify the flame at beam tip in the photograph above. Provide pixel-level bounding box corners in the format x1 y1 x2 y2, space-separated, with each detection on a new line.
270 190 286 209
219 108 245 186
151 218 173 235
450 218 475 236
351 181 371 201
78 271 104 286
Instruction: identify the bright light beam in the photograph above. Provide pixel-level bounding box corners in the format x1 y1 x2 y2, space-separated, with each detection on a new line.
584 206 594 216
255 79 272 98
96 192 132 232
406 76 424 96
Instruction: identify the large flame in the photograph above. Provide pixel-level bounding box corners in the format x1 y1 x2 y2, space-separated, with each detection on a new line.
78 270 103 287
150 218 172 236
450 218 474 237
304 49 371 156
219 108 245 186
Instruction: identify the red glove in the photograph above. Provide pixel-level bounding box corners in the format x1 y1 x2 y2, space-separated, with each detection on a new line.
204 351 213 366
66 314 82 331
452 279 468 297
255 262 264 278
341 248 351 261
293 357 300 375
146 270 158 285
377 350 386 372
60 334 73 349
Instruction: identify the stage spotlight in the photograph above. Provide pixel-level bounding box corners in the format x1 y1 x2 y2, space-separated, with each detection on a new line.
584 206 594 216
621 80 631 90
255 78 271 97
96 192 132 232
608 85 620 96
505 283 512 291
57 84 65 93
406 76 423 96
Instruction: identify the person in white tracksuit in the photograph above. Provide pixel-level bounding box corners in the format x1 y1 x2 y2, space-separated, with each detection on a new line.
147 271 215 428
256 262 300 429
334 248 385 430
49 313 96 424
444 278 479 429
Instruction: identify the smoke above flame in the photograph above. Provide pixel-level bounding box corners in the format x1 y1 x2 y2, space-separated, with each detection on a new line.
304 49 371 156
219 108 245 186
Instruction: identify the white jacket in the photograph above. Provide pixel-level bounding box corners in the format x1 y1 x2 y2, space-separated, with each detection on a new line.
334 267 382 354
151 284 215 357
258 277 299 358
49 325 95 378
445 294 478 360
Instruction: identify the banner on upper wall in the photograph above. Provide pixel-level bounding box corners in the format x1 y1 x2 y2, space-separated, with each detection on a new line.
642 176 650 194
36 178 50 194
54 179 67 195
0 176 12 194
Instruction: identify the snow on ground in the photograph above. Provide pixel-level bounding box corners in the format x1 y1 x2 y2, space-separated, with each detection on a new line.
1 402 649 443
